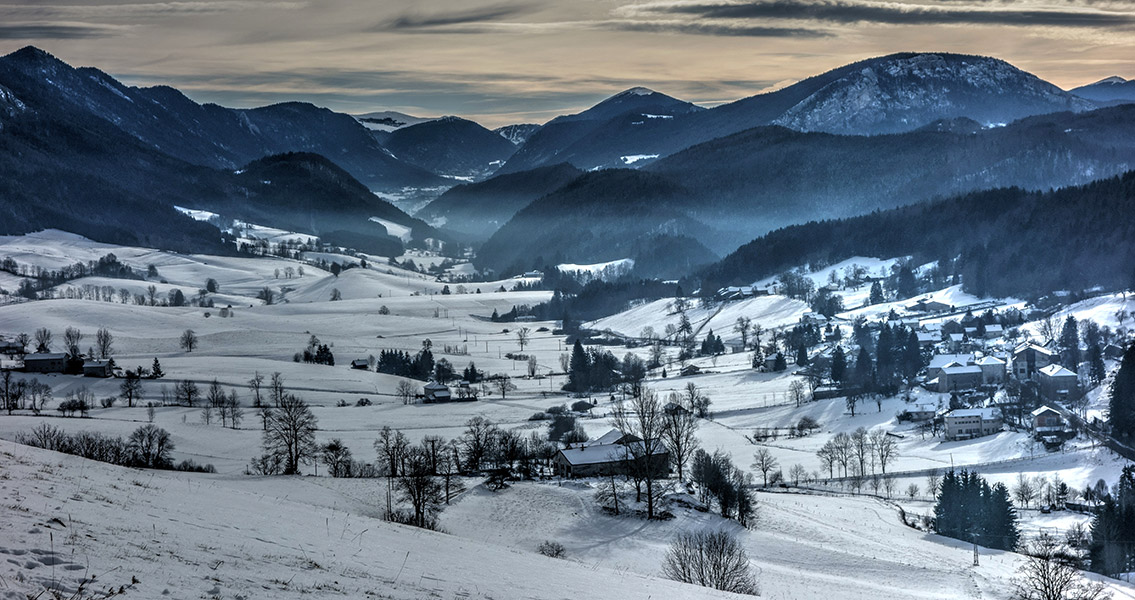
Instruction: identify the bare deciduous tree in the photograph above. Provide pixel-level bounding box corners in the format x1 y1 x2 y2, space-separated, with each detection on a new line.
179 329 198 352
870 428 899 474
493 376 516 399
119 370 142 407
63 327 83 356
396 380 418 405
612 388 665 519
395 447 444 528
32 326 52 351
262 394 318 475
1013 532 1111 600
95 327 114 359
751 448 779 487
128 424 175 468
247 372 264 407
661 530 758 595
175 379 199 406
516 327 530 351
661 395 699 482
321 438 353 478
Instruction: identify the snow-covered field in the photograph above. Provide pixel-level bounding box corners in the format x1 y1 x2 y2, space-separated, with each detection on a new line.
588 295 810 343
3 232 1135 599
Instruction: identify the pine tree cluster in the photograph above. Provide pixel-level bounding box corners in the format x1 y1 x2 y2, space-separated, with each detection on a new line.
933 469 1019 551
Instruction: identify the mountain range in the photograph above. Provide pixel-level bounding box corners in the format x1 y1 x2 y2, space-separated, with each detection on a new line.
2 45 1134 282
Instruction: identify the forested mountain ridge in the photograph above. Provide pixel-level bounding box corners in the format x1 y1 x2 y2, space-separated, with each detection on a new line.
700 171 1135 298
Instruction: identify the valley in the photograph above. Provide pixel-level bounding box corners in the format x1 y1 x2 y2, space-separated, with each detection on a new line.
2 41 1135 600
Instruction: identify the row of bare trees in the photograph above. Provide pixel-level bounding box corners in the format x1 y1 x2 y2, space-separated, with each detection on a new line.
815 426 899 479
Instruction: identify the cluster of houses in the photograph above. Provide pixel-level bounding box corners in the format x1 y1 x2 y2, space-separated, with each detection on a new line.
915 341 1082 444
924 343 1080 404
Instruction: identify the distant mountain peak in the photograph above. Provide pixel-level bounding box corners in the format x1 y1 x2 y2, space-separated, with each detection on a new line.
769 52 1092 135
5 45 57 63
616 86 657 97
1094 76 1128 85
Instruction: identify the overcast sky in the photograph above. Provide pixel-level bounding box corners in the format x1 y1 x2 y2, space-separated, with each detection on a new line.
1 0 1133 127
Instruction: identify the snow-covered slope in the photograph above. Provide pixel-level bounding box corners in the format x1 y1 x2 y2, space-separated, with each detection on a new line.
587 295 809 342
353 110 435 132
0 441 750 600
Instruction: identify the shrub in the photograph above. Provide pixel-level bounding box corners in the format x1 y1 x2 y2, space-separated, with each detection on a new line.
537 541 566 559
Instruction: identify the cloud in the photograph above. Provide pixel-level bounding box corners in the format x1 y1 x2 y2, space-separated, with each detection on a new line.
0 2 307 20
373 3 538 32
607 18 831 36
0 23 126 39
624 0 1135 29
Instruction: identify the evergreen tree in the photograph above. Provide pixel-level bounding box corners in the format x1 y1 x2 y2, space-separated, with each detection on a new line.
984 483 1019 551
869 281 884 305
1089 345 1106 386
902 329 923 380
773 352 787 372
568 340 590 392
934 469 1017 550
1090 465 1135 577
854 346 873 388
795 344 808 366
1109 344 1135 440
830 346 846 384
896 264 917 298
151 357 164 379
875 325 895 385
1060 315 1081 368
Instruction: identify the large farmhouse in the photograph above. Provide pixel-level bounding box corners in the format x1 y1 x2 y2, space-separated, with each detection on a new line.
553 430 670 478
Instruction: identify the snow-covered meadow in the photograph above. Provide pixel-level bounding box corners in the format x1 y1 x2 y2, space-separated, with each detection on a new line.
2 235 1134 599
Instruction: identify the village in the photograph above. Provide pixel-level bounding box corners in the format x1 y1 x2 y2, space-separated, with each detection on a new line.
1 232 1134 599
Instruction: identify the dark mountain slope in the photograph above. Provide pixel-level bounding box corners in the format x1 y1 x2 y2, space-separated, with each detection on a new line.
645 104 1135 250
0 46 444 192
701 171 1135 298
497 88 703 173
383 116 517 180
475 170 717 279
416 163 582 241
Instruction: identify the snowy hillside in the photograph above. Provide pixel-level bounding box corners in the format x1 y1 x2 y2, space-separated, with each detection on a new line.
587 295 810 343
0 441 746 600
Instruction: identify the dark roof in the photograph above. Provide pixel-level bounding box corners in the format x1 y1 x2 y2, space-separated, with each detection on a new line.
25 353 66 361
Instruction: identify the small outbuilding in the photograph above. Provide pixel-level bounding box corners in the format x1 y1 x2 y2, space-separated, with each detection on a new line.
350 359 370 370
82 360 113 378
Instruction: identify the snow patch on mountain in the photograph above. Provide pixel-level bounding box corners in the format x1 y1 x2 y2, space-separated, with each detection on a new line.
353 110 433 132
557 258 634 277
621 154 659 164
0 83 26 121
369 216 413 242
